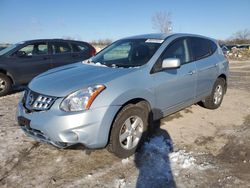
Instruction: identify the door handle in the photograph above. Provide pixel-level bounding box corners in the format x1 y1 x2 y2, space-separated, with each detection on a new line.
187 70 195 75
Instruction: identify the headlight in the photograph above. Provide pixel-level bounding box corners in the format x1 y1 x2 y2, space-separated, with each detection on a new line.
21 89 28 104
60 85 105 112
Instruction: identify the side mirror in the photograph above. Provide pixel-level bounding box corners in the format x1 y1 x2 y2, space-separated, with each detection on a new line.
162 58 181 69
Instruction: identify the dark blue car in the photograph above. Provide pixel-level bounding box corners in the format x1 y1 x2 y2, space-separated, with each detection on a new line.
0 39 96 96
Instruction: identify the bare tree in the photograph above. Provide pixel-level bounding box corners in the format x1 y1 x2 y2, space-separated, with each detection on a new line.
152 11 172 34
234 29 250 40
232 29 250 44
91 39 112 46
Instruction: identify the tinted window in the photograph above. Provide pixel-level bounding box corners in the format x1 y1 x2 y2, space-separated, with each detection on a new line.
162 38 190 65
71 43 88 52
209 40 217 53
16 42 48 56
52 42 71 54
189 37 214 60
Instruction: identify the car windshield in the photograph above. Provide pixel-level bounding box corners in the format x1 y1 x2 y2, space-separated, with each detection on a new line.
90 39 163 68
0 43 19 56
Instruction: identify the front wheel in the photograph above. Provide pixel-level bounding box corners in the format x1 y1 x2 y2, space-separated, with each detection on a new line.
202 78 225 109
107 102 149 158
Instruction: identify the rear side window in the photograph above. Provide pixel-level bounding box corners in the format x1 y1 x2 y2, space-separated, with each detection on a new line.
71 43 89 52
51 42 71 54
189 37 217 61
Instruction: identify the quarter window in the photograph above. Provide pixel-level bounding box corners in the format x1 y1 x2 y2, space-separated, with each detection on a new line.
71 43 88 52
209 40 217 54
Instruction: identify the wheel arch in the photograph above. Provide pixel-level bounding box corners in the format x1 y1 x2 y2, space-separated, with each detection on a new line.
0 69 14 84
106 97 152 147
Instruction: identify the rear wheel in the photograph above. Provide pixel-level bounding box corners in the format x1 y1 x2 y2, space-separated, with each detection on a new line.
202 78 225 109
107 102 149 158
0 73 12 97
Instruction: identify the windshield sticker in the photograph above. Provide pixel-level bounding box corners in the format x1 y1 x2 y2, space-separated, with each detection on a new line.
145 39 164 43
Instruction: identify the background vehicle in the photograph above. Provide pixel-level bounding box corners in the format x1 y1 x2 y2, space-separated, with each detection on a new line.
0 46 7 51
17 33 229 158
220 45 230 55
0 39 96 96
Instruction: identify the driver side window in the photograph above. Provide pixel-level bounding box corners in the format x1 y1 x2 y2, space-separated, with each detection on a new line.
152 38 190 73
15 42 48 57
162 38 190 65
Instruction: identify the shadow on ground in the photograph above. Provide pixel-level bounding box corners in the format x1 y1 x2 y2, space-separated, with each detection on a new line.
134 120 176 188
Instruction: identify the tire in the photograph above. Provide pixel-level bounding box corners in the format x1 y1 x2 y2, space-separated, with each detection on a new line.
202 78 225 109
107 102 149 158
0 73 12 97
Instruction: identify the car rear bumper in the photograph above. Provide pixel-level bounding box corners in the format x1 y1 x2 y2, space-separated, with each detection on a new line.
17 99 120 149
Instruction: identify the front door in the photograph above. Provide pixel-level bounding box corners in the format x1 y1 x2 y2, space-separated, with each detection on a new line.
9 42 52 84
152 38 197 113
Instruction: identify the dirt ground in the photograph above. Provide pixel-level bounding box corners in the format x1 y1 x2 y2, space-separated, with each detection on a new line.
0 61 250 188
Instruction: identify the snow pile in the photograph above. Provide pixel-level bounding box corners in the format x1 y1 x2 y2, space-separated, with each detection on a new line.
82 59 107 67
134 136 201 187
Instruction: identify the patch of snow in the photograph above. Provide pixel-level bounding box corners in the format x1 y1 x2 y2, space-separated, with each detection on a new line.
134 135 214 187
169 150 196 169
115 178 126 188
82 59 107 67
56 156 62 162
87 173 93 179
121 158 130 165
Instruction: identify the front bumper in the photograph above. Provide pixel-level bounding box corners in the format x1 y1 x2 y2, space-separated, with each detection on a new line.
17 98 120 149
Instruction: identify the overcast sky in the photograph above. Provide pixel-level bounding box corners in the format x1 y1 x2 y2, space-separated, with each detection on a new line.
0 0 250 43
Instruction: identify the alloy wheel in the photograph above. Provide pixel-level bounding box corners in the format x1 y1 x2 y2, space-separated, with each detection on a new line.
213 85 223 105
119 115 143 150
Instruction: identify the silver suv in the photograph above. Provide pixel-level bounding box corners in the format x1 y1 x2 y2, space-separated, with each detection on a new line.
17 33 229 158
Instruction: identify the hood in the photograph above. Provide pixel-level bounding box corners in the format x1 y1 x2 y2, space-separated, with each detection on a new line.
29 62 136 97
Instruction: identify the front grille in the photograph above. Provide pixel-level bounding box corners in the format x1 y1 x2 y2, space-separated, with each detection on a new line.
23 90 57 112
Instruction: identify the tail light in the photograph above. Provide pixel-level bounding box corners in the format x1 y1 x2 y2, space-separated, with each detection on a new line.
90 47 96 56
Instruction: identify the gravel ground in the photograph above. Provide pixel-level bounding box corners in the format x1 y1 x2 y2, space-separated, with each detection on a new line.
0 61 250 188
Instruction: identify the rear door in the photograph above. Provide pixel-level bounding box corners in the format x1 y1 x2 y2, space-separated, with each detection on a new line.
49 41 74 68
152 37 197 113
8 41 52 84
188 37 218 98
70 42 92 62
